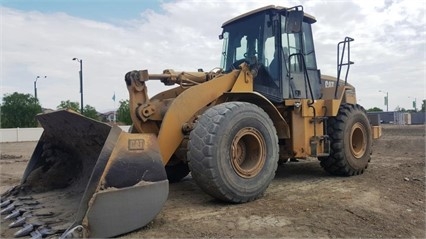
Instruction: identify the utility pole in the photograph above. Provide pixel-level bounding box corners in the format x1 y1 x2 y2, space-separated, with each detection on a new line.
409 97 417 112
72 58 84 114
34 76 47 101
379 90 389 112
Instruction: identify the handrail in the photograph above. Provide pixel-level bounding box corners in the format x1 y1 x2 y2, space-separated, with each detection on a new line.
335 37 354 98
288 52 315 105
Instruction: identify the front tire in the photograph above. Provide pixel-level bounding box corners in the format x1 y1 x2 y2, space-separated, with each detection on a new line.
319 104 372 176
188 102 279 203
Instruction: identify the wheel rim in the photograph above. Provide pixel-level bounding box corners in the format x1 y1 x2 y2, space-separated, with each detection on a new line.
230 127 266 178
350 122 367 159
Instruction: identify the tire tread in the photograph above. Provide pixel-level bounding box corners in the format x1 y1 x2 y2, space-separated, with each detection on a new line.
319 104 372 176
188 102 278 202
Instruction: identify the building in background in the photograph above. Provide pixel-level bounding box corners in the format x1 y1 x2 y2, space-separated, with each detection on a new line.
367 111 425 125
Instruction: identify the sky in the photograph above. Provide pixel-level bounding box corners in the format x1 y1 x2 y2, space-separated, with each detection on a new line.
1 0 425 113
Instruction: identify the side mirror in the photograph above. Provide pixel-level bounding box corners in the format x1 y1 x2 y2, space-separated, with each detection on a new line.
285 6 304 33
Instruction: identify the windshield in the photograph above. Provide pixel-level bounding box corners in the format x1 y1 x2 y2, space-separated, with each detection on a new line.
219 8 319 102
220 10 282 101
220 13 267 71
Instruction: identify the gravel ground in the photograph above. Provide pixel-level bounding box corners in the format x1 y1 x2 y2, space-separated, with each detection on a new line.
1 124 425 238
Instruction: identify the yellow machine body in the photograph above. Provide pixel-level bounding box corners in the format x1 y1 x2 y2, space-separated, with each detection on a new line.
1 5 381 238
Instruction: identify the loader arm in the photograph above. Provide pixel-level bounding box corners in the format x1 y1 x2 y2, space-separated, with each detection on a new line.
125 65 252 165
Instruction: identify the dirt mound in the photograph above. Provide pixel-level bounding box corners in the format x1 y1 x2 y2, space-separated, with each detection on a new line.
381 124 425 136
373 124 425 157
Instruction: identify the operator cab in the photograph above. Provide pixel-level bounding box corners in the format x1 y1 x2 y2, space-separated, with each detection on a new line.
220 5 321 102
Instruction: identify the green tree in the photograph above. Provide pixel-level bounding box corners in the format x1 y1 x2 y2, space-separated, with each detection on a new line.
83 105 99 120
57 100 80 112
421 99 426 112
367 107 383 112
1 92 42 128
117 99 132 125
57 100 99 120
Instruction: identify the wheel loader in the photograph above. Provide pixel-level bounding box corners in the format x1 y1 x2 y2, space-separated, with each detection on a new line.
1 5 381 238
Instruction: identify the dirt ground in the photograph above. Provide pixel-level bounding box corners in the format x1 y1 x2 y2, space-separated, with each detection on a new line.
1 124 425 238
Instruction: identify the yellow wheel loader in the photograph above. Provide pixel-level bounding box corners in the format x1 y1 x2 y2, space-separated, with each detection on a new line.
1 5 381 238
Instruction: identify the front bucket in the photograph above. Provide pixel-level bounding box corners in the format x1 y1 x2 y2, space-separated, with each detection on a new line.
0 110 168 238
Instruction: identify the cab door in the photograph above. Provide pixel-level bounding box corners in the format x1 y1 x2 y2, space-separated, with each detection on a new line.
281 15 321 100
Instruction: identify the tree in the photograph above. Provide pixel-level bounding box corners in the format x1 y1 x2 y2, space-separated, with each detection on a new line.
117 99 132 125
367 107 383 112
57 100 80 112
83 105 99 120
422 99 426 112
1 92 42 128
57 100 99 120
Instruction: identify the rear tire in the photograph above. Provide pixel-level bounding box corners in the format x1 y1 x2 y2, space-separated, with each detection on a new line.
188 102 279 203
319 104 372 176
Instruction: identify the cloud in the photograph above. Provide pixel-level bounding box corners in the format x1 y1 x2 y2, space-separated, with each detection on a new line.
1 0 425 113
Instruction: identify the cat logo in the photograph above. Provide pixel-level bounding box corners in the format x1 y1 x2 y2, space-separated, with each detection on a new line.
128 139 145 150
325 80 335 88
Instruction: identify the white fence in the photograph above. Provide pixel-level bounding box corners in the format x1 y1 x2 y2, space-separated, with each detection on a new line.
0 128 44 142
0 126 131 143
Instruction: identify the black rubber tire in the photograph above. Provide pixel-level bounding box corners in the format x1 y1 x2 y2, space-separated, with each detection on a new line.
188 102 279 203
319 104 372 176
165 161 190 183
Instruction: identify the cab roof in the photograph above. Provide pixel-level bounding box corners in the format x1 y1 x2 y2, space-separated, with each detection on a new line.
222 5 317 28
